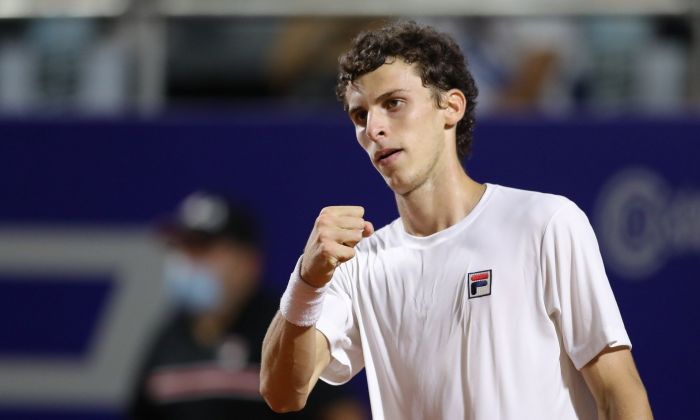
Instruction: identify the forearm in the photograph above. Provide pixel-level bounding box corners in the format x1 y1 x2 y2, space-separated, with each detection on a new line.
596 379 653 420
582 348 653 420
260 206 368 412
260 311 323 413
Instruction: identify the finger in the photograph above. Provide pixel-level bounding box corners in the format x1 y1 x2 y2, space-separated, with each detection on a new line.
326 241 356 263
324 205 365 218
342 230 369 248
332 227 363 246
362 221 374 237
336 215 367 230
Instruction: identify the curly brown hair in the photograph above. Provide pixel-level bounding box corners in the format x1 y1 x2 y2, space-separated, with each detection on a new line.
336 20 479 160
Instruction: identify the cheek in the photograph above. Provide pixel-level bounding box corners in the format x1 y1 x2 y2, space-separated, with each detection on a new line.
356 131 371 152
402 106 433 135
415 109 444 141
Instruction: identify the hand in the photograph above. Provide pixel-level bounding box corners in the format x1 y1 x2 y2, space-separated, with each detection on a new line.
300 206 374 288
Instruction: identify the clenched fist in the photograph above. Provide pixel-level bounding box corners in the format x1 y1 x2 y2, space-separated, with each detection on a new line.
300 206 374 288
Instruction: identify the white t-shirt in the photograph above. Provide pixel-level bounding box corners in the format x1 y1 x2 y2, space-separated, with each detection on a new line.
313 183 631 420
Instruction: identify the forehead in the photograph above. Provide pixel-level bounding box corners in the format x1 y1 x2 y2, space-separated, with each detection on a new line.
345 60 425 105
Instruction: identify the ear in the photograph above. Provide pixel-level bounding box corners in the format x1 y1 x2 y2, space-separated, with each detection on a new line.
443 89 467 128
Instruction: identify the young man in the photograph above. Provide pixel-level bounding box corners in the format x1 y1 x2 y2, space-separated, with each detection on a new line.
261 22 653 419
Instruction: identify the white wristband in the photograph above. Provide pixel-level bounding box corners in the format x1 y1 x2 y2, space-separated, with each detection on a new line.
280 256 329 327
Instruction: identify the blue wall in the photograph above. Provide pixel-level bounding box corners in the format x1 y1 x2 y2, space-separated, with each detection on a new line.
0 113 698 418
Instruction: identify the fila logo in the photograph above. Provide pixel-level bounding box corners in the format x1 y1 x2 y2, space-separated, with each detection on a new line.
467 270 492 299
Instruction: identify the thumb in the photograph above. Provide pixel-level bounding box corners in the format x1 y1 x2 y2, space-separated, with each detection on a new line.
362 221 375 237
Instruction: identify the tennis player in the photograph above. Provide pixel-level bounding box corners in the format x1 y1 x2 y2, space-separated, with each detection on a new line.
261 21 653 419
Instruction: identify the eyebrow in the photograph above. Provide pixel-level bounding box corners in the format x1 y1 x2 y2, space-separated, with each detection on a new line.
347 89 409 116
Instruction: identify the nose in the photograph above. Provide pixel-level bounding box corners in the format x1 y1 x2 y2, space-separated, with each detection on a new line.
366 110 387 142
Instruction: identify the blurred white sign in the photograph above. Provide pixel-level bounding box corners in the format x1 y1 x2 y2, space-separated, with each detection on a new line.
0 228 166 407
595 168 700 281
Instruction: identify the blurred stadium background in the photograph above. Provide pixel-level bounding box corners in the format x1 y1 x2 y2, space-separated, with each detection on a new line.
0 0 698 419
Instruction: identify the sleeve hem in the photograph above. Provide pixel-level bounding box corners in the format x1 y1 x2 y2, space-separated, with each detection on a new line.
315 320 353 385
571 327 632 370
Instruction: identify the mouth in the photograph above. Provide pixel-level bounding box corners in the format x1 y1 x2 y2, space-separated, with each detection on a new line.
374 148 403 166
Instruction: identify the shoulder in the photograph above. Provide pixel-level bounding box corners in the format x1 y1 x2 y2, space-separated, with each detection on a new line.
490 184 578 226
491 184 571 213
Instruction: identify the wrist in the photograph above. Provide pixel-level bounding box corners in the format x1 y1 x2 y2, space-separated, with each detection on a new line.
299 258 330 288
280 256 329 327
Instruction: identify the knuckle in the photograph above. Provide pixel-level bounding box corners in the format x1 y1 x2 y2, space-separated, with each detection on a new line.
315 230 327 244
319 240 333 255
316 214 331 227
322 206 340 216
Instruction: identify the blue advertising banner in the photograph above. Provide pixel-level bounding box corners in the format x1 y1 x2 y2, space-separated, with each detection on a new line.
0 114 698 418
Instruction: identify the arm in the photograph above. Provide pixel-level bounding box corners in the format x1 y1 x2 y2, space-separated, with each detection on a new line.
540 203 652 418
260 206 373 412
581 346 653 420
260 314 330 412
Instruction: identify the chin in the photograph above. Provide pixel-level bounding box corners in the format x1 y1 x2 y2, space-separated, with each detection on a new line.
382 176 403 193
385 175 418 196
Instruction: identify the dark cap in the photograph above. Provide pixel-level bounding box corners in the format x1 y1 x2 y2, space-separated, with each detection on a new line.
158 191 261 247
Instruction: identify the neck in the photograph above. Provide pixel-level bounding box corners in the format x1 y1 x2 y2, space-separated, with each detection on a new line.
192 284 255 346
395 158 485 237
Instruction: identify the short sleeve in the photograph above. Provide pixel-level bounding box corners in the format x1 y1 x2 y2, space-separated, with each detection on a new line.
315 261 364 385
541 200 632 370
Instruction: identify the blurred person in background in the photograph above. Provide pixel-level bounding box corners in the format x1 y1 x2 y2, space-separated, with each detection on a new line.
426 17 585 115
128 191 365 420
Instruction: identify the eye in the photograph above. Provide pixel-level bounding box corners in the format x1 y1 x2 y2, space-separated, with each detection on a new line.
352 110 368 125
385 98 404 110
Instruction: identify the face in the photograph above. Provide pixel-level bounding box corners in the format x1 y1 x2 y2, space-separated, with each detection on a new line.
179 240 260 304
345 59 458 196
